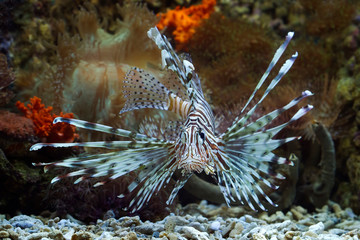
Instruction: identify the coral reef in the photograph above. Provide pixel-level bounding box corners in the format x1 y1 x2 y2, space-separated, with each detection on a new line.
0 149 49 216
16 96 77 143
0 54 15 107
157 0 216 50
0 111 34 157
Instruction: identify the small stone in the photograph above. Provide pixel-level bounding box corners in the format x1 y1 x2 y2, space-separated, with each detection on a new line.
27 232 49 240
6 229 19 240
284 231 300 240
332 203 343 218
152 231 160 238
253 233 267 240
124 232 137 240
71 231 95 240
291 208 304 221
304 231 318 238
209 221 221 231
229 222 244 238
164 216 176 232
3 224 12 229
182 226 209 240
308 222 324 234
221 221 235 237
0 231 9 238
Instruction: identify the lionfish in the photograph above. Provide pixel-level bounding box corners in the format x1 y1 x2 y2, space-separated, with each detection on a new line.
31 27 313 212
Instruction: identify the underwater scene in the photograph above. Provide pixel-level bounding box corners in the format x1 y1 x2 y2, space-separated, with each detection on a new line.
1 0 360 239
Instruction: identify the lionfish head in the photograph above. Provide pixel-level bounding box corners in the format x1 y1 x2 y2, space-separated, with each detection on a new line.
176 125 217 175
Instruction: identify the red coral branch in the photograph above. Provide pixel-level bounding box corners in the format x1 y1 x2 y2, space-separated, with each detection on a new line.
157 0 216 50
16 96 78 143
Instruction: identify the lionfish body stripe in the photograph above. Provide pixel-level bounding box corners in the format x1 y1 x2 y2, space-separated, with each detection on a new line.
31 27 312 212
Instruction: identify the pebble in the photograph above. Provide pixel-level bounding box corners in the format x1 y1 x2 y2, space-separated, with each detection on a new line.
0 202 359 240
209 221 221 231
181 226 209 240
229 222 244 238
0 230 9 238
309 222 325 234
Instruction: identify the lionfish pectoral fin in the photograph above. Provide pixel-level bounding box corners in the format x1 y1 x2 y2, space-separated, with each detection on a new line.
217 103 313 210
222 90 313 141
128 155 178 213
30 140 170 151
32 147 169 186
166 173 192 205
215 159 275 211
52 117 155 141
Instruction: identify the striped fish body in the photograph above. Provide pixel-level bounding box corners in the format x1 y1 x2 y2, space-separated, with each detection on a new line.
31 27 313 212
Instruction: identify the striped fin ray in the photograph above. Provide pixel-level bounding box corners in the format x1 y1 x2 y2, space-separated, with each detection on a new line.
30 139 171 151
52 117 160 142
216 155 278 211
225 149 286 180
129 154 178 212
147 27 191 88
224 51 298 138
227 153 279 207
222 90 313 141
33 147 168 186
215 105 313 210
147 27 203 102
126 151 176 193
166 173 192 205
120 67 170 114
226 137 299 157
241 32 294 114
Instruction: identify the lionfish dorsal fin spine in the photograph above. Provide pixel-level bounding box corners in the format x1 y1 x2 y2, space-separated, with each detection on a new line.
240 32 295 114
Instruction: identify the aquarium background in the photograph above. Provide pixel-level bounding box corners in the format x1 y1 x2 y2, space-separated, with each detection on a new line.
0 0 359 227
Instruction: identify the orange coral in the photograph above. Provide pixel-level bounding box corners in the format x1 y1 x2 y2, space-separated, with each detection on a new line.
157 0 216 50
16 96 78 143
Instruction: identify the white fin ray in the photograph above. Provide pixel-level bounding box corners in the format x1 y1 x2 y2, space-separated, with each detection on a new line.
240 32 294 113
129 157 178 213
166 173 192 205
226 136 298 155
34 147 168 185
225 52 298 137
53 117 160 142
31 140 171 151
223 90 313 141
217 157 277 210
227 151 285 180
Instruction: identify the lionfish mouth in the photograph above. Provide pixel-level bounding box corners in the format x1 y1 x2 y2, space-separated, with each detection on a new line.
178 158 205 174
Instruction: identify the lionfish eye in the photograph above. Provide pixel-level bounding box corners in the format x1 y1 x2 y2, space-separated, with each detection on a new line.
199 130 205 141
